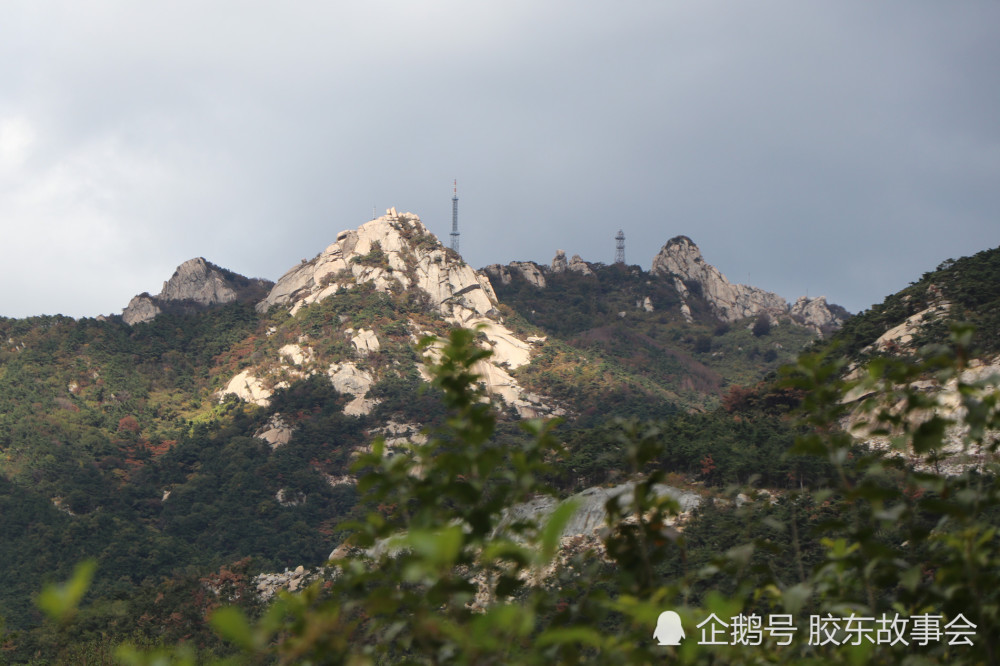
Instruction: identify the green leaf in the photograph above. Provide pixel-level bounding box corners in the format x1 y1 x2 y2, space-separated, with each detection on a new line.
540 499 580 562
536 626 605 648
782 583 812 615
408 524 464 567
211 606 256 651
37 558 96 623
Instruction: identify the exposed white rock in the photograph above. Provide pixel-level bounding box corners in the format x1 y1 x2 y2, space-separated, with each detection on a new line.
122 295 162 326
483 261 547 288
790 296 848 334
847 356 1000 476
567 254 594 276
372 420 428 447
123 257 272 325
159 257 239 305
279 343 314 367
652 235 846 332
865 300 951 353
551 250 568 273
255 566 329 602
249 212 559 416
418 329 562 418
496 481 703 540
255 413 296 449
652 236 787 322
222 369 274 406
476 320 532 369
258 213 496 321
351 328 381 355
275 488 306 507
328 362 378 416
325 474 356 487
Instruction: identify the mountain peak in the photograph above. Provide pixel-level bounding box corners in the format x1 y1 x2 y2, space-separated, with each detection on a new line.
122 257 272 325
226 211 563 419
651 236 846 334
256 210 498 324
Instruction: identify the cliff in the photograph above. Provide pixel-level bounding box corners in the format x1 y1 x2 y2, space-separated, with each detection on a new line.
122 257 272 325
651 235 847 334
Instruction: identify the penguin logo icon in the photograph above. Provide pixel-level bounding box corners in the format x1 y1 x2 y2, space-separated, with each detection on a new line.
653 610 685 646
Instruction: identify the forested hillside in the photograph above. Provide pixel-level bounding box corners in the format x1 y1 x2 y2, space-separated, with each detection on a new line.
2 230 997 663
492 262 817 416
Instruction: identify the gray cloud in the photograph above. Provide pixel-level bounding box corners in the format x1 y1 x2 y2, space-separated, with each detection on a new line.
1 1 997 318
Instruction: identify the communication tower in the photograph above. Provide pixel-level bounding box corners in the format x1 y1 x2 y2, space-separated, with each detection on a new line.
615 230 625 264
450 180 460 254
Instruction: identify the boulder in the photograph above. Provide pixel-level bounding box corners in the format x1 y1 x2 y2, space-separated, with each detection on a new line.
551 249 568 273
567 254 594 276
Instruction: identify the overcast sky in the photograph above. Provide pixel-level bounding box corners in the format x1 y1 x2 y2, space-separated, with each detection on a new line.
1 2 997 319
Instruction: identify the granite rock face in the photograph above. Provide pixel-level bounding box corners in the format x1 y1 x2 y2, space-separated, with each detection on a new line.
122 257 272 325
549 249 594 276
651 236 788 323
219 210 562 419
121 295 162 326
257 210 496 325
497 481 702 540
651 236 846 333
551 249 569 273
482 261 547 288
567 254 594 276
789 296 848 334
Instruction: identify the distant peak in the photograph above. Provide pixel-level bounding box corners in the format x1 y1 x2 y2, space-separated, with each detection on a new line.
122 258 272 325
666 235 697 248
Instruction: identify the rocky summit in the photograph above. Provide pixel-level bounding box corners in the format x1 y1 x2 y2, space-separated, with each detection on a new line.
122 257 273 325
257 208 497 325
221 209 564 419
651 235 846 334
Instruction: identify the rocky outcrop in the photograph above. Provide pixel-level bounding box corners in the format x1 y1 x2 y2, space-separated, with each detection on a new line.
231 210 561 418
122 295 161 326
223 369 277 407
483 261 547 288
551 250 569 273
350 328 381 355
863 286 949 354
550 250 594 276
651 236 847 333
254 413 295 449
790 296 849 335
257 210 496 326
255 565 327 601
122 257 273 325
327 362 378 416
846 356 1000 476
651 236 787 323
497 481 702 540
567 254 594 276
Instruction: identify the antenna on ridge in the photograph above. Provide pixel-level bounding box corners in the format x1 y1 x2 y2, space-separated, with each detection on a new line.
615 230 625 264
450 179 460 254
